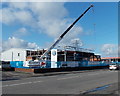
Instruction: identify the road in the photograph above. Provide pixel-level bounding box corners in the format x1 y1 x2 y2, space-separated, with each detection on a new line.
2 70 118 94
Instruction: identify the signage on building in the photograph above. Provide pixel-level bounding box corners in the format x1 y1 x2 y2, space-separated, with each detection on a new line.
51 49 57 68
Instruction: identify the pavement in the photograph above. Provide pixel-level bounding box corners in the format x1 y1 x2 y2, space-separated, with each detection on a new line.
1 69 119 95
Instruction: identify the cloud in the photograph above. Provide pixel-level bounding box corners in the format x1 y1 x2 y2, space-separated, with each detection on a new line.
70 38 83 47
0 41 2 52
101 44 118 57
1 2 83 38
52 38 83 50
13 27 28 37
13 11 34 25
118 45 120 56
2 37 40 51
0 8 15 24
1 4 36 26
1 2 86 52
9 2 29 10
29 2 78 38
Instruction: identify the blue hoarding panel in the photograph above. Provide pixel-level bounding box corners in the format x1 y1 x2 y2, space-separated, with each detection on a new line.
10 61 109 69
10 61 23 68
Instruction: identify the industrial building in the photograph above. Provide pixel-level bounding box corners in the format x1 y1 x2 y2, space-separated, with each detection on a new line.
1 48 101 62
1 47 103 71
1 48 47 62
101 57 120 62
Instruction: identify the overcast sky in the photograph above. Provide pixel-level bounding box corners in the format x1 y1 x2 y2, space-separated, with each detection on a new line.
0 2 118 57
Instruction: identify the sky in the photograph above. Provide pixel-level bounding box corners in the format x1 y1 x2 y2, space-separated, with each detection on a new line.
0 2 118 57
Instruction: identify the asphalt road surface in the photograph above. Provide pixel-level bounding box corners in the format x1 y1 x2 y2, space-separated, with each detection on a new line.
2 70 118 95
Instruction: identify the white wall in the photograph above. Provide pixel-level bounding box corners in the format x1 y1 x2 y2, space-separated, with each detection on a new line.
1 48 26 61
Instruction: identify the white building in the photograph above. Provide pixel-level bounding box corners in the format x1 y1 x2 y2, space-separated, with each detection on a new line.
1 48 48 62
1 48 27 61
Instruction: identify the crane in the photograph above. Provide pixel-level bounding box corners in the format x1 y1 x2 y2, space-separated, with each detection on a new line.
40 4 94 60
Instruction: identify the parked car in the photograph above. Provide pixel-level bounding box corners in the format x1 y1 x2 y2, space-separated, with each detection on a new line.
109 63 120 70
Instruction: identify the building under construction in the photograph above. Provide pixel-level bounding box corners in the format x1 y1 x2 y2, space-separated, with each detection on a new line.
1 48 101 62
26 49 101 62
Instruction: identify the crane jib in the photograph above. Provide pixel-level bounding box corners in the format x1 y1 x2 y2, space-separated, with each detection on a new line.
40 5 93 60
60 5 93 39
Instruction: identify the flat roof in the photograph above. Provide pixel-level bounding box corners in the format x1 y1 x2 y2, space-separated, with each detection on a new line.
101 57 120 59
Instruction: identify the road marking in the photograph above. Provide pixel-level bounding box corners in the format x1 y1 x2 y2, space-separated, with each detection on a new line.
88 73 100 76
3 82 33 87
48 76 57 78
33 81 43 83
57 73 99 80
81 84 111 94
2 81 43 87
57 70 117 80
57 76 79 80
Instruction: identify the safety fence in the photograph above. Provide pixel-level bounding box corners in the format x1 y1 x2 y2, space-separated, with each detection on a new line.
9 60 110 69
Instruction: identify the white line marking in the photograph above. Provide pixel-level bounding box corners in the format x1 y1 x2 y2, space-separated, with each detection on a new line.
57 70 117 80
48 76 57 78
2 81 43 87
88 73 100 76
3 82 32 87
57 76 79 80
33 81 43 83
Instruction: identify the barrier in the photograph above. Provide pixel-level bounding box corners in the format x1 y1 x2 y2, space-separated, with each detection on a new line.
10 61 110 69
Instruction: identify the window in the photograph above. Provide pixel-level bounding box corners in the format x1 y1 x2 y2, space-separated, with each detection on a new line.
18 53 20 56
